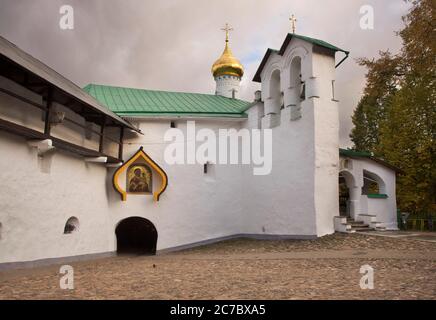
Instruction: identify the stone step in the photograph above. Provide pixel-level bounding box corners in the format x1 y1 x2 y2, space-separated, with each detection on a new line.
352 227 375 232
349 223 369 228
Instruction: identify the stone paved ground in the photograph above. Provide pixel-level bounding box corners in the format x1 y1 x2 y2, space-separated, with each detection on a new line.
0 233 435 299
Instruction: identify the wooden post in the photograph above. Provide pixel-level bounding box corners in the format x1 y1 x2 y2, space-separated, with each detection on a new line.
43 88 53 135
118 126 124 160
99 116 106 153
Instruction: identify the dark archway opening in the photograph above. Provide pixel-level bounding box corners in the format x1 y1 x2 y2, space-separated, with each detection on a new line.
115 217 157 255
339 175 350 217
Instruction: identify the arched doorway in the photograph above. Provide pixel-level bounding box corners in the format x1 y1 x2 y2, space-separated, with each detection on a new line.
115 217 157 255
339 171 356 217
339 175 350 217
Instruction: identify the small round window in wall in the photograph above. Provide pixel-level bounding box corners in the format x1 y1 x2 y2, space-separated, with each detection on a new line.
64 217 79 234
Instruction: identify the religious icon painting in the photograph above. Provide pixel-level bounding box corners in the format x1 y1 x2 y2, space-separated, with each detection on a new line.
113 146 168 202
127 164 152 194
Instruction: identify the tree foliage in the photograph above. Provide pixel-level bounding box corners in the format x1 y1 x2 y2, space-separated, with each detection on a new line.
350 0 436 214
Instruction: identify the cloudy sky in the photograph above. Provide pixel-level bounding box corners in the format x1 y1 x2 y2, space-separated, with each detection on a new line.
0 0 410 146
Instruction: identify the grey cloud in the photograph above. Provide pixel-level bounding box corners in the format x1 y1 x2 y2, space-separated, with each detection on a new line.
0 0 410 146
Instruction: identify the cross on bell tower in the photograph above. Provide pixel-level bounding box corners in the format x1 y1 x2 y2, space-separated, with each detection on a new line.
289 14 297 34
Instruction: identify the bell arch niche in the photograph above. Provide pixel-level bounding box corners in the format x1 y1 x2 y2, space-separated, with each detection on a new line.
288 56 303 120
268 69 283 115
113 147 168 201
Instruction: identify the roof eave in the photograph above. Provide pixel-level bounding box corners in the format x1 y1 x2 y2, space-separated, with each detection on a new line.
339 148 403 174
253 33 349 83
0 36 140 133
253 48 279 83
117 112 248 118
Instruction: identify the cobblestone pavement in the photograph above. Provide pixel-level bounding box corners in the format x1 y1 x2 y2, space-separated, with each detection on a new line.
0 233 435 300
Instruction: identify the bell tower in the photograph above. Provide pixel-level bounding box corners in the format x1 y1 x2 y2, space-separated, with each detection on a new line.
211 23 244 99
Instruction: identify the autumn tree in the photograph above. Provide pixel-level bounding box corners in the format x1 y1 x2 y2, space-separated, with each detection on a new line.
350 52 403 152
350 0 436 214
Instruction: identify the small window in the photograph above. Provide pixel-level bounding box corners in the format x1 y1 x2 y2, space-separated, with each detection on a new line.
362 170 386 195
203 162 216 182
64 217 79 234
363 177 379 194
170 121 176 128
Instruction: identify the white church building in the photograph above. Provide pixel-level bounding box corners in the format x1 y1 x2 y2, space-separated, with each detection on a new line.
0 30 400 269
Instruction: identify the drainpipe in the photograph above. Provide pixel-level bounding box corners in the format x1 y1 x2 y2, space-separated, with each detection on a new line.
335 51 350 68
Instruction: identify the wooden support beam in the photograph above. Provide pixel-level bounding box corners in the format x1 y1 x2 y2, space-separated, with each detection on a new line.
0 87 47 111
118 126 124 160
63 98 77 107
0 117 48 140
98 115 106 153
43 88 53 135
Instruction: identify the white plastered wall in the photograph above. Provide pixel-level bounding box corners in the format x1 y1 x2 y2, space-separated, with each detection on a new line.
0 132 113 263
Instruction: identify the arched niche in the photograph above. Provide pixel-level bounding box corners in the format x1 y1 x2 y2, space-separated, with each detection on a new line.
267 69 283 115
287 56 304 120
113 147 168 202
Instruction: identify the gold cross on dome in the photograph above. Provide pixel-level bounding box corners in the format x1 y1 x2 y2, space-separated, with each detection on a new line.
221 23 233 42
289 14 297 34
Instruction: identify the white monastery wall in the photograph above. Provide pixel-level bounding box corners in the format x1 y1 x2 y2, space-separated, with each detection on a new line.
0 132 112 263
107 119 245 252
0 77 116 264
241 98 317 237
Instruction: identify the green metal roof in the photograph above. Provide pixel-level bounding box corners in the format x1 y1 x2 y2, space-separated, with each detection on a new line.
83 84 251 118
280 34 349 55
253 33 349 82
339 148 373 158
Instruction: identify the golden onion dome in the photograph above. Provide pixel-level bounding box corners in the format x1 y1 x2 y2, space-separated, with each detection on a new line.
211 33 244 78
